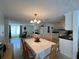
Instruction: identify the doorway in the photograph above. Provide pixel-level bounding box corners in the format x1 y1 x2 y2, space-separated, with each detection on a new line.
9 25 20 38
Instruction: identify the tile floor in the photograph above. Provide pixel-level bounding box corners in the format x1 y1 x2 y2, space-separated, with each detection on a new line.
10 38 71 59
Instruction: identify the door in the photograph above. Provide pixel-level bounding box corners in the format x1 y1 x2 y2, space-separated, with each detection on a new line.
11 25 20 38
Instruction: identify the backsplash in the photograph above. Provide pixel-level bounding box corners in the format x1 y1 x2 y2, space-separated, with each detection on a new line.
59 30 73 40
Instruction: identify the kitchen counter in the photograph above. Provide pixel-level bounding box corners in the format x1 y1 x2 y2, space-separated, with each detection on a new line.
59 36 73 41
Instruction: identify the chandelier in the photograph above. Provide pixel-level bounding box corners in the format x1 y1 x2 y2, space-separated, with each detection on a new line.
30 13 41 24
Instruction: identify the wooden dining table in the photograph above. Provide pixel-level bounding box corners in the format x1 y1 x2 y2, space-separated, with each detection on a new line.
24 38 56 59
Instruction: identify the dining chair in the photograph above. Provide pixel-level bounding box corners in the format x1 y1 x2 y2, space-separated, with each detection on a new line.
45 44 58 59
52 33 59 52
21 39 29 59
44 33 53 42
49 45 58 59
45 33 59 52
40 34 45 39
25 42 36 59
21 39 36 59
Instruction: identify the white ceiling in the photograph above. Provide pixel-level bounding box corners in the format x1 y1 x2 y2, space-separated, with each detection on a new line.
0 0 79 23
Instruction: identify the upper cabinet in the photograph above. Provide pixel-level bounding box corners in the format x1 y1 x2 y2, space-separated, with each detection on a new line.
64 12 73 30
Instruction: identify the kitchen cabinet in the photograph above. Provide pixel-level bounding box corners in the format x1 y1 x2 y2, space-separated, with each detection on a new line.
59 38 73 58
65 12 73 30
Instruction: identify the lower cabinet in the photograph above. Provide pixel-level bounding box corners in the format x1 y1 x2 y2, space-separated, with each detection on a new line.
59 38 73 58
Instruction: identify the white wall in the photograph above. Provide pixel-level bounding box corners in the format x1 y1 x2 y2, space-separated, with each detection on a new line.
39 23 54 34
4 19 10 43
53 20 65 29
0 12 10 44
21 24 34 35
73 10 79 59
0 12 5 41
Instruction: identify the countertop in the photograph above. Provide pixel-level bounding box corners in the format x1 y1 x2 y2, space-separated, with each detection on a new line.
59 36 73 41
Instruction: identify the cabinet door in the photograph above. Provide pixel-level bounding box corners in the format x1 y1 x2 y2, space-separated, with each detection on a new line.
59 38 73 58
65 12 73 30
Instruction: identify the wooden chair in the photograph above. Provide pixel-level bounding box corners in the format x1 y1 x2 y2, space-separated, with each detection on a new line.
21 39 29 59
49 45 58 59
44 33 53 42
25 42 36 59
52 33 59 52
45 44 58 59
21 39 36 59
40 34 45 39
44 33 59 52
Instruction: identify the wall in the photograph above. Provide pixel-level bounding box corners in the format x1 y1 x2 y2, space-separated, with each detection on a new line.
39 21 65 34
53 20 65 29
0 12 5 41
4 18 10 43
0 12 10 44
9 19 65 35
22 24 34 35
39 23 54 34
9 20 34 36
45 23 54 33
73 11 79 59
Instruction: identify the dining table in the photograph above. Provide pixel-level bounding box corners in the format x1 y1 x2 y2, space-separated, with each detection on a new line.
24 38 56 59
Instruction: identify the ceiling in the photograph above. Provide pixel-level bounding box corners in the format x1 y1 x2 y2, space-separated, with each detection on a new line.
0 0 79 23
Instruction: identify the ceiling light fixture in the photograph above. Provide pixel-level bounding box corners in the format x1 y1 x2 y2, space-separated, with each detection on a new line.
30 13 41 24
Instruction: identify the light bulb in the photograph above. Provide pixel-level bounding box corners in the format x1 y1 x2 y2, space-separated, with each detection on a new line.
37 20 41 24
34 19 37 22
30 20 34 23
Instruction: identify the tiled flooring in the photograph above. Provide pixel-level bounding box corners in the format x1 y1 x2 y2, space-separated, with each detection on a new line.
10 38 71 59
